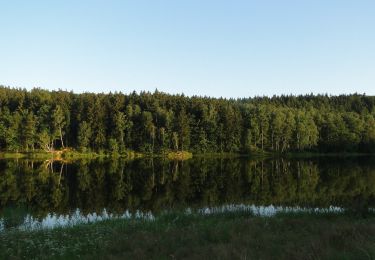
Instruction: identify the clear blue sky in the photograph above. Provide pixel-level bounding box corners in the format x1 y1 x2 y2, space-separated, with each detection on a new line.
1 1 374 98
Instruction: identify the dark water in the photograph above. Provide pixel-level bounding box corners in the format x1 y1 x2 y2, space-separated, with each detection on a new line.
1 156 375 230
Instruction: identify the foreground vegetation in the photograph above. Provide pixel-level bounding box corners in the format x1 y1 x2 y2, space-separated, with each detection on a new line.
1 211 375 259
1 86 375 155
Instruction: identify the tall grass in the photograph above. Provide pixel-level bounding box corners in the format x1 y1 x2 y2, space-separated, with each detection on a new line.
1 210 375 259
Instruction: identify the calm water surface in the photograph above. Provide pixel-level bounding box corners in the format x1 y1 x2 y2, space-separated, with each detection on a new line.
0 156 374 230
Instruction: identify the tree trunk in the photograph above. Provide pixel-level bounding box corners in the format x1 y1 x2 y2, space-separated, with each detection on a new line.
60 128 65 148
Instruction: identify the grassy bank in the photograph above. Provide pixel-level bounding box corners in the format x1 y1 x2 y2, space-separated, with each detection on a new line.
0 151 58 160
166 151 193 160
0 149 192 161
1 211 375 259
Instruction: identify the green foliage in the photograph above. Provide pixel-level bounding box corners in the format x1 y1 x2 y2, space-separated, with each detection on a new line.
78 121 92 151
37 130 53 151
52 105 66 148
0 86 375 154
108 138 119 154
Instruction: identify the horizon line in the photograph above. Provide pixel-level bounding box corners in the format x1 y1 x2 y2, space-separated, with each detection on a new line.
0 84 371 100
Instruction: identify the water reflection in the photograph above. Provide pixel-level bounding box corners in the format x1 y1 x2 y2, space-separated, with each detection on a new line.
0 156 375 230
0 208 155 232
0 205 348 232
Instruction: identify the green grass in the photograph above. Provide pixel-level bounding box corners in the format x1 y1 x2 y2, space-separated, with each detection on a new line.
166 151 193 160
62 150 104 159
1 211 375 259
0 151 60 160
0 152 26 159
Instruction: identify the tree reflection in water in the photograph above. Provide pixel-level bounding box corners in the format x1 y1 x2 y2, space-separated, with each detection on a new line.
0 156 375 225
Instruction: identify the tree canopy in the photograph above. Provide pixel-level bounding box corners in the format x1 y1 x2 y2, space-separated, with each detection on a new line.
0 86 374 153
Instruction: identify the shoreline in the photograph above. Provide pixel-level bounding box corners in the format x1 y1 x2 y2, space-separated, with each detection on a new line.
0 149 374 161
0 150 193 161
1 210 374 259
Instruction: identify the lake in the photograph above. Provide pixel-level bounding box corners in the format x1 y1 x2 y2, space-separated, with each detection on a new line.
1 156 374 230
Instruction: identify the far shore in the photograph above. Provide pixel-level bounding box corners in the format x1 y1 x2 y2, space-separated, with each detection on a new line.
0 149 193 161
0 149 374 161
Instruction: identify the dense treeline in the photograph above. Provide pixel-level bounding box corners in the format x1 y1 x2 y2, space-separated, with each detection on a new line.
0 86 375 154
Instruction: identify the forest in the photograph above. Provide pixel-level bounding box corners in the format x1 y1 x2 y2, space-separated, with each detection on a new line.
0 86 375 154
